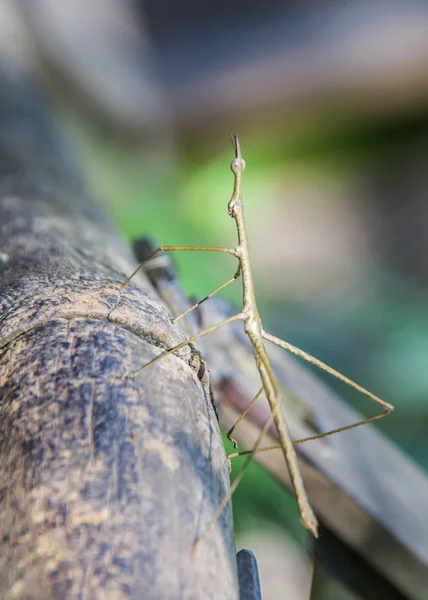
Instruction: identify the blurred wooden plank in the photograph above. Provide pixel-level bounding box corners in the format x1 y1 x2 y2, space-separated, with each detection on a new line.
164 3 428 133
15 2 428 138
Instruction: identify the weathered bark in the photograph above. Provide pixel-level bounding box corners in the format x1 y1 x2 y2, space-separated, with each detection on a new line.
0 69 238 599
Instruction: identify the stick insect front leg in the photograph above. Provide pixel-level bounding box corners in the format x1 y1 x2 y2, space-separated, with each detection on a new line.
121 245 237 290
120 245 243 379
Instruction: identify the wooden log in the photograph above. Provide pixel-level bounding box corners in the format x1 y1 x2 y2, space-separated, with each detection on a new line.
0 70 238 599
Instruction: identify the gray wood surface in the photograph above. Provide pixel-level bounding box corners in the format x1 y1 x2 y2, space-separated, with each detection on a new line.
0 70 238 599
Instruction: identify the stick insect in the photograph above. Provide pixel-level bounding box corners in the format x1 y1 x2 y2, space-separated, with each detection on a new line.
120 134 394 539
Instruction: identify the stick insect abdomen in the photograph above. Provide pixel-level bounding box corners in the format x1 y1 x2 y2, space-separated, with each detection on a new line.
247 331 319 537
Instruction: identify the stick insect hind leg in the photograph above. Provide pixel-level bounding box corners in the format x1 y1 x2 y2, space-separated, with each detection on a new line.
225 332 393 460
191 392 275 557
261 330 393 436
262 331 394 415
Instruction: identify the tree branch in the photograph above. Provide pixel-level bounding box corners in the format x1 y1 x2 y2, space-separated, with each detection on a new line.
0 69 238 599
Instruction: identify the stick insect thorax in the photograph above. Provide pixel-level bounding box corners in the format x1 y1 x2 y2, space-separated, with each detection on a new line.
227 135 319 537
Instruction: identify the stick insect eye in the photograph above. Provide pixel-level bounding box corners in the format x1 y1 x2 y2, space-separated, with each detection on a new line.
231 158 246 173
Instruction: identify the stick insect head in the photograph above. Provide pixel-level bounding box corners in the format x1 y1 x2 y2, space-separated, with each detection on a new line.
228 133 246 217
230 133 246 175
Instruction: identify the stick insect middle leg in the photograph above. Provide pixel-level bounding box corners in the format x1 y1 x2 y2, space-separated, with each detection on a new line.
172 265 241 325
122 313 243 379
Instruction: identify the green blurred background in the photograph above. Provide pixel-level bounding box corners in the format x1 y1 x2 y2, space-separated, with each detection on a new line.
8 1 428 597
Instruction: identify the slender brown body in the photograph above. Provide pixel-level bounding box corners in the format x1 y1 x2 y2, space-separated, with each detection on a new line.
227 141 318 537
